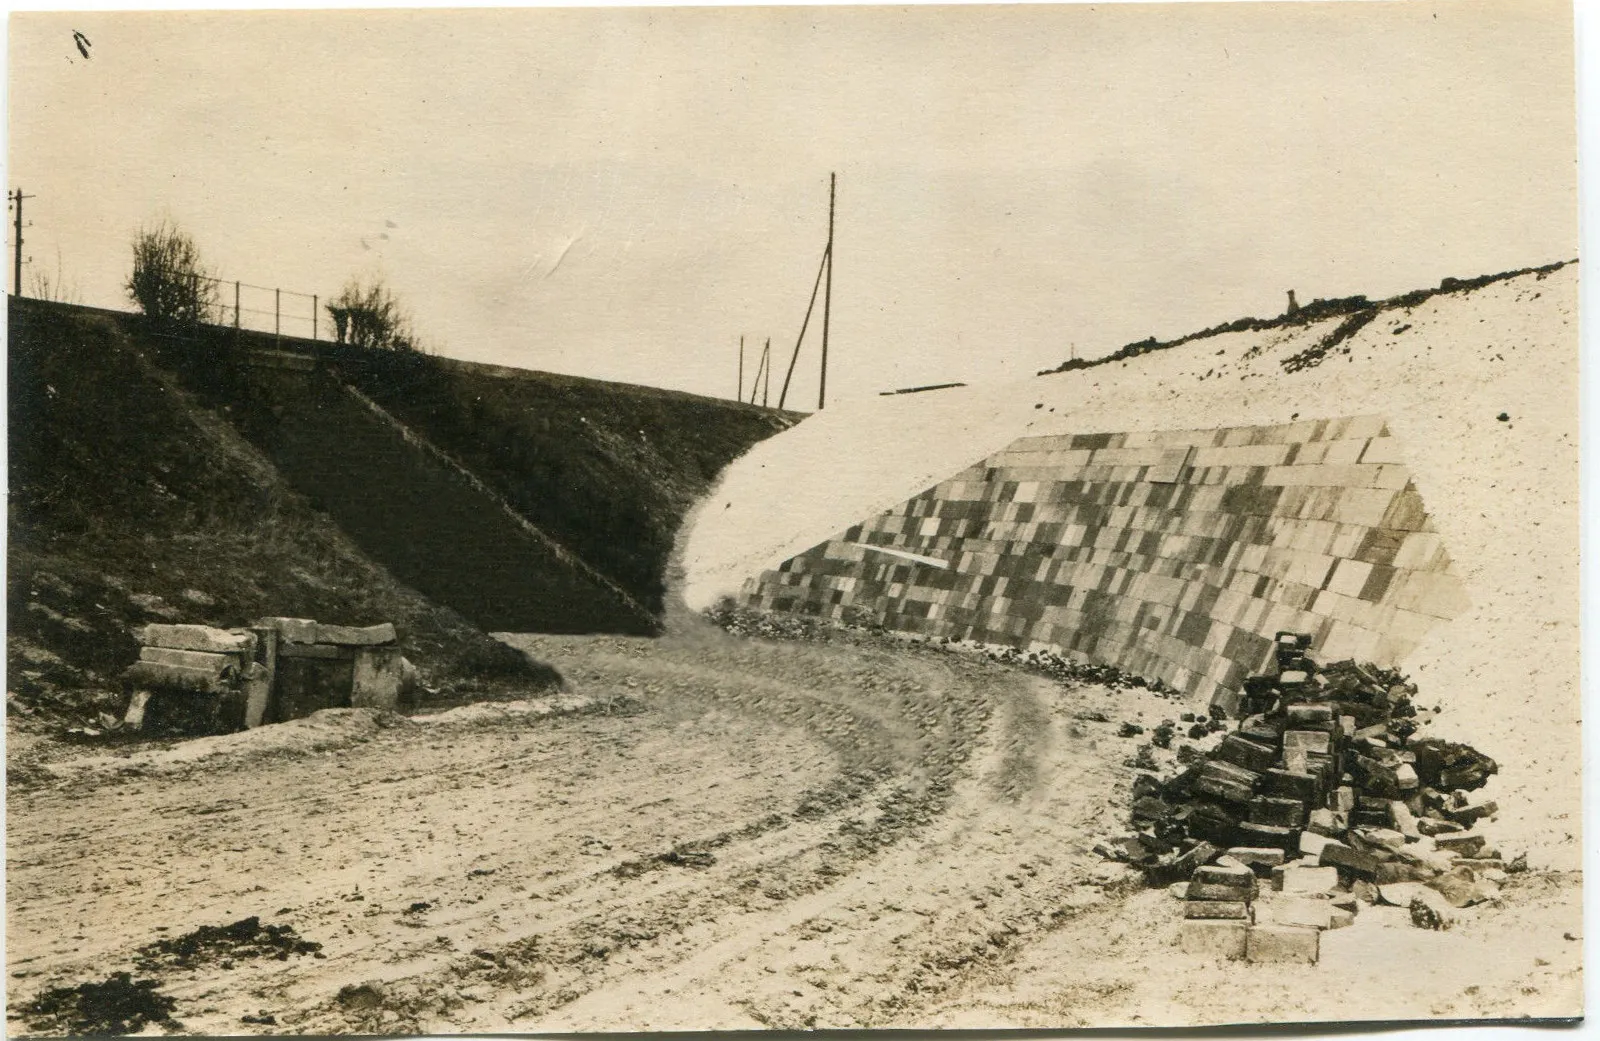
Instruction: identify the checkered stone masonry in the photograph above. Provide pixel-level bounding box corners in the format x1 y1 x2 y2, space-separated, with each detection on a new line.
743 415 1468 713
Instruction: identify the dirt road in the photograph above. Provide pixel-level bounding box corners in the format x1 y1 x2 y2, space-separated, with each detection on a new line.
6 621 1581 1033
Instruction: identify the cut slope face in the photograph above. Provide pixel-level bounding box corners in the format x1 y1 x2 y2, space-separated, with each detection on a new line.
745 417 1467 710
333 350 798 617
223 355 658 635
686 262 1578 866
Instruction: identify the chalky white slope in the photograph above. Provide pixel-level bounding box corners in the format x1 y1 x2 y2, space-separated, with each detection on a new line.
683 263 1579 867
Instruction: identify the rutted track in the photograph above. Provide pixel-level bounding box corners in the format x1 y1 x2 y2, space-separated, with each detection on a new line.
5 622 1177 1034
9 620 1583 1032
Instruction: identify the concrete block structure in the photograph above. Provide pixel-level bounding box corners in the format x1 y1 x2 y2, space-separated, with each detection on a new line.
742 415 1466 712
126 617 409 733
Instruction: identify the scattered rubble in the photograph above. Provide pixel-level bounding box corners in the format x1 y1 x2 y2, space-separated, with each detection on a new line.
708 601 1180 696
1098 632 1505 963
17 972 178 1036
135 916 323 972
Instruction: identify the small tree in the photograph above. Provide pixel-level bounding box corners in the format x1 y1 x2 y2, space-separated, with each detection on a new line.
126 220 217 325
326 278 417 351
29 249 80 304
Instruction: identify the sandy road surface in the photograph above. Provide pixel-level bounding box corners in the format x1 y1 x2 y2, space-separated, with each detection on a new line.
7 621 1581 1033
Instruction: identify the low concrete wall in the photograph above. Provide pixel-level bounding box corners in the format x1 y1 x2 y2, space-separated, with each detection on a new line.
743 414 1467 711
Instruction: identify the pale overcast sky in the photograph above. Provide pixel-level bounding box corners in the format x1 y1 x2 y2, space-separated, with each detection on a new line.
7 1 1577 405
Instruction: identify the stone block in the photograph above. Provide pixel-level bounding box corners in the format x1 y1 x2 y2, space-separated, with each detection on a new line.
1286 701 1334 724
139 623 256 655
1354 827 1408 852
255 616 320 644
1377 882 1427 906
351 646 404 711
1373 861 1436 885
1179 919 1248 959
1247 925 1320 964
241 661 271 729
1216 734 1280 773
1306 808 1346 837
1389 800 1422 839
1196 761 1260 803
315 622 398 647
1428 867 1499 907
1227 847 1287 870
1237 821 1298 851
1194 775 1255 805
1298 831 1337 859
123 688 151 729
1445 799 1498 826
124 660 234 693
139 647 243 672
1195 862 1255 887
1320 840 1380 876
1184 900 1250 920
1249 796 1307 828
1283 729 1332 756
1263 769 1320 802
1329 785 1356 814
1188 880 1254 902
1276 864 1339 894
1260 896 1334 930
1416 816 1463 837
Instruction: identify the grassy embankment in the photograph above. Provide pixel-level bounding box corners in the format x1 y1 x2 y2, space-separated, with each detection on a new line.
7 303 548 726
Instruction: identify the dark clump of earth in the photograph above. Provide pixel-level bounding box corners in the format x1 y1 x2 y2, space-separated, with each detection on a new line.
20 972 178 1036
135 916 322 972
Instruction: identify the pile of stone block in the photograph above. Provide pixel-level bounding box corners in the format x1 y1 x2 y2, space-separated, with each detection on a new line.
123 617 413 735
124 625 270 734
1100 632 1507 963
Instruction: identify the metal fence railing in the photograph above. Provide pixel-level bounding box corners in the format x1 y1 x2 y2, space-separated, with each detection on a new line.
198 275 321 342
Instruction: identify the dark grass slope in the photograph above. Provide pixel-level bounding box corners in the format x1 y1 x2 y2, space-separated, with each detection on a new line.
222 360 657 635
7 301 557 723
331 349 798 616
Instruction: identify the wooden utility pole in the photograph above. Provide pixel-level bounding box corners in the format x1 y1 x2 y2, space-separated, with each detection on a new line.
819 172 834 411
778 175 836 411
763 337 771 406
738 335 745 401
11 189 33 297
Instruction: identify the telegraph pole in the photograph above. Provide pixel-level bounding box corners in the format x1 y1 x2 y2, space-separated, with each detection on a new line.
819 172 834 411
11 188 34 297
738 335 745 401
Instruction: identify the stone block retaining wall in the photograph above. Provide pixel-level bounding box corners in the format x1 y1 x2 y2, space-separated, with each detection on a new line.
744 415 1467 711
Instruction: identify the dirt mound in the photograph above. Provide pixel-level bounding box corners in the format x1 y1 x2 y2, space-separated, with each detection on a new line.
28 708 393 789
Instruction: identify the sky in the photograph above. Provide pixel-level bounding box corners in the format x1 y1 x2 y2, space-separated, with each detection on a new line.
6 0 1579 407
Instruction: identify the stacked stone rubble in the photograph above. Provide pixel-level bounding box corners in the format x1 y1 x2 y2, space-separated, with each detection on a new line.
1100 632 1504 964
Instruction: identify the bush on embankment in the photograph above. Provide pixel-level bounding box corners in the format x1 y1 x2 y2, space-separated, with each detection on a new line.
8 300 558 726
